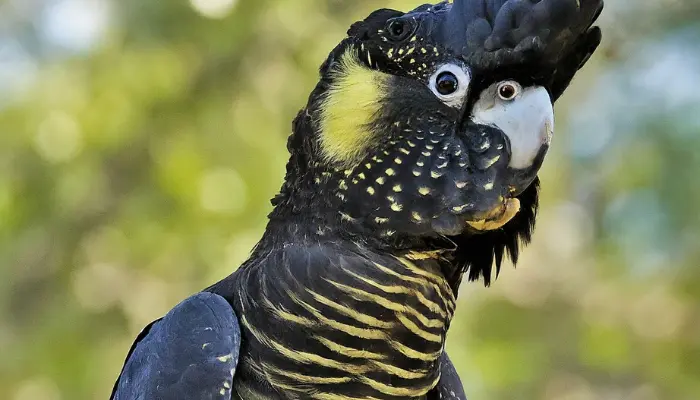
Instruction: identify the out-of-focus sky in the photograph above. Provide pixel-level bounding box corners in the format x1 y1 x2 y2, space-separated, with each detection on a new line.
1 0 699 399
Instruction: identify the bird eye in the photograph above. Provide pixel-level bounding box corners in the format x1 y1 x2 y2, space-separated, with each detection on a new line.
497 81 521 101
436 72 459 95
386 18 412 41
429 64 471 108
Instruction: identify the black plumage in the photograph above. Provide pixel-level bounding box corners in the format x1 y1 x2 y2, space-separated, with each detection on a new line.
111 1 603 399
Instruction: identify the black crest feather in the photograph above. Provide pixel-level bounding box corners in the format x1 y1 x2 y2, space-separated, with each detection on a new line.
442 0 604 71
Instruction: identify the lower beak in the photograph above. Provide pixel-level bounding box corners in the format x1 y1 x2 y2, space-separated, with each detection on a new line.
466 198 521 231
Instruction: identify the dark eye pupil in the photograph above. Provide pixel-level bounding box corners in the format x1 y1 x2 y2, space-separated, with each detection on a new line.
388 20 405 37
436 72 459 95
499 85 516 99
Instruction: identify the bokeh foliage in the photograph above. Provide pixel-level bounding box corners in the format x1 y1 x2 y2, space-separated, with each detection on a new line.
1 0 699 399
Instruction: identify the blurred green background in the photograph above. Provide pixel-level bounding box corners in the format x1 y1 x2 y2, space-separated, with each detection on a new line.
1 0 699 399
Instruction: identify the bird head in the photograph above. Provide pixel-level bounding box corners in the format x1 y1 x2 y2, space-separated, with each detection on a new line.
270 0 603 284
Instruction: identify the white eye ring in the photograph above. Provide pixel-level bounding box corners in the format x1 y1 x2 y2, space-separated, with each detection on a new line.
429 63 471 108
497 81 522 101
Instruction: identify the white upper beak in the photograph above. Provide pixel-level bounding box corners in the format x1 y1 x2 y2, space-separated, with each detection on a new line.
471 86 554 170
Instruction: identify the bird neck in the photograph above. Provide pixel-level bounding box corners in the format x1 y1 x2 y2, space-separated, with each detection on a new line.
253 109 465 289
254 206 465 295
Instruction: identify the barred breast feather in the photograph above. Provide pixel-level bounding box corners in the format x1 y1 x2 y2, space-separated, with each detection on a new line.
228 243 456 400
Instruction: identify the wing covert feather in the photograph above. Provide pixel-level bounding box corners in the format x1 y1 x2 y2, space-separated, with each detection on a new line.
111 292 241 400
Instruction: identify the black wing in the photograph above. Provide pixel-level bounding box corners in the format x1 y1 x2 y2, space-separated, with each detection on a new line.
428 352 468 400
111 292 241 400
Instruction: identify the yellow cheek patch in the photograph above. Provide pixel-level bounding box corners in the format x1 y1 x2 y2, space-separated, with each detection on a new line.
318 51 388 166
